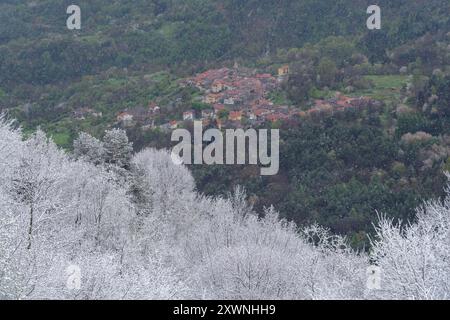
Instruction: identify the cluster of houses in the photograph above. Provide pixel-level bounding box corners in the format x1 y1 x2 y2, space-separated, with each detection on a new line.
172 66 378 129
174 66 299 128
111 65 380 131
307 92 383 118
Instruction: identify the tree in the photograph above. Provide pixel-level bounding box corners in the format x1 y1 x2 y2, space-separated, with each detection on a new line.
131 148 202 241
0 128 72 298
103 129 133 170
190 204 367 299
317 58 338 88
285 64 315 104
8 131 68 250
73 132 106 166
369 187 450 300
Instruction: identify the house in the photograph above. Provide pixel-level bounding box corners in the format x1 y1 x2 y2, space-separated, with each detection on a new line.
81 108 101 118
256 73 273 80
148 102 161 114
256 74 277 87
277 65 290 83
117 112 134 127
224 97 235 105
253 108 271 119
183 110 195 121
333 93 355 108
170 120 179 129
278 65 290 77
336 99 352 108
211 80 225 93
73 107 101 120
253 98 273 107
229 111 242 122
204 93 221 104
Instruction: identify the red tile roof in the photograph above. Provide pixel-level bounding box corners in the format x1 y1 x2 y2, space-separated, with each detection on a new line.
253 109 270 116
229 111 242 120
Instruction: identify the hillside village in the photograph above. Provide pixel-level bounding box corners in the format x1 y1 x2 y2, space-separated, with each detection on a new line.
114 65 382 131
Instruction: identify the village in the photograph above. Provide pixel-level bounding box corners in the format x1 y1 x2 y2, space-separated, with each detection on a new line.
112 65 381 132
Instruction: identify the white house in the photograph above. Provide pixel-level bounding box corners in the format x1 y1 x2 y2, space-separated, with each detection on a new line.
183 110 195 121
224 97 235 105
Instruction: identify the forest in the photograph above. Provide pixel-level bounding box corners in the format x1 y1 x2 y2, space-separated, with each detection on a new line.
0 117 449 299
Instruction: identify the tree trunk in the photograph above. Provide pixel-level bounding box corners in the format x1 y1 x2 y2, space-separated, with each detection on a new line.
27 205 33 250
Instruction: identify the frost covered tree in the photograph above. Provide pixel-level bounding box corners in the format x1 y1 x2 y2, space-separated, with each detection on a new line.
73 132 106 165
103 129 133 169
8 131 69 250
0 127 72 298
0 118 186 299
130 148 208 247
187 203 367 300
369 192 450 300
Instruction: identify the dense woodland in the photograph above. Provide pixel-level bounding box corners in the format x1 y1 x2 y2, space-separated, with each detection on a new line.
0 0 450 292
